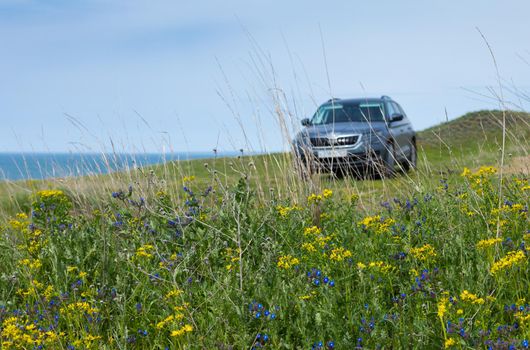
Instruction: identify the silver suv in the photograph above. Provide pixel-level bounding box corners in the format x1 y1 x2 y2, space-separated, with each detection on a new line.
293 96 416 177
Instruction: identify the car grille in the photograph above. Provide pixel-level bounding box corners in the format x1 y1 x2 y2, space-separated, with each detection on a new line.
310 135 359 147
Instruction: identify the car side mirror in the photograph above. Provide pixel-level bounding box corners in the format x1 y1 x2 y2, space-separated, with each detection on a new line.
389 113 404 122
301 118 311 126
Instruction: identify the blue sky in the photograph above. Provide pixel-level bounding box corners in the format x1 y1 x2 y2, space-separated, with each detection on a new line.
1 0 530 153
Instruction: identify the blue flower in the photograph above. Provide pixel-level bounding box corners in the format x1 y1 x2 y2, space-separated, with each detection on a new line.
459 328 465 337
127 335 137 343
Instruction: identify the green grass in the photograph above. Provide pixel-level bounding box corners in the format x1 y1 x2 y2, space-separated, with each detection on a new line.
0 110 529 349
1 110 527 220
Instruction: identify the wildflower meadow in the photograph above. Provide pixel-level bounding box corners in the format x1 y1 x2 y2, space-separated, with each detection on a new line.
0 161 529 349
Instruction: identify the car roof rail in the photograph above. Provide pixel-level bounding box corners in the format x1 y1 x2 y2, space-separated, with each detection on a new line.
380 95 391 100
327 97 341 103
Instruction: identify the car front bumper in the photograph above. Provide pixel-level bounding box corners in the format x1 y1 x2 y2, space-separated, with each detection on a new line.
294 140 388 171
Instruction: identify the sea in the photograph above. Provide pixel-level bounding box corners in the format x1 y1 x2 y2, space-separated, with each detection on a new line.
0 151 241 181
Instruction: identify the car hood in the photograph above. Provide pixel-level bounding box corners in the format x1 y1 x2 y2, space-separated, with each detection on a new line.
299 122 387 139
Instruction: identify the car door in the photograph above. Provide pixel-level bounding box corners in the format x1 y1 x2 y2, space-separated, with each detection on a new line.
394 102 414 157
386 101 409 160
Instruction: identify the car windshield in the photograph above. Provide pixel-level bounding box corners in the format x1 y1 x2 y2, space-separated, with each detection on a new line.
310 102 385 125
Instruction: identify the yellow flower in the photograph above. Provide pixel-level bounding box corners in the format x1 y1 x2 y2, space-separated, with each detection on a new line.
456 309 463 315
363 261 395 274
182 175 195 183
37 189 66 199
136 244 155 259
170 324 193 337
9 218 27 230
276 205 290 218
304 226 322 236
476 166 497 176
165 289 183 299
156 315 175 329
302 242 316 252
461 167 472 177
476 238 502 249
314 235 332 248
409 244 437 261
174 304 188 312
83 334 102 346
307 193 323 203
444 338 456 348
322 189 333 198
461 166 497 193
60 301 99 315
277 255 299 269
490 250 526 275
16 212 28 220
359 215 381 228
19 258 42 270
437 297 448 319
329 247 352 262
358 215 395 234
320 212 331 221
460 290 485 305
43 285 55 300
276 205 301 218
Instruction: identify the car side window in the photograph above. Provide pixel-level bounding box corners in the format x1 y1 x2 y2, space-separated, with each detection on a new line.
386 102 396 118
390 102 401 115
394 103 407 117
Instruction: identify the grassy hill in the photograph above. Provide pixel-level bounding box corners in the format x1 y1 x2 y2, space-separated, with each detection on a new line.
418 109 530 147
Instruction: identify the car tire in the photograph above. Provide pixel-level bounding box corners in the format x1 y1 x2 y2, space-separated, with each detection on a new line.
403 141 417 171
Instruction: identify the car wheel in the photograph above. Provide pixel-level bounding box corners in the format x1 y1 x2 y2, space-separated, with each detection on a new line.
403 141 417 171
